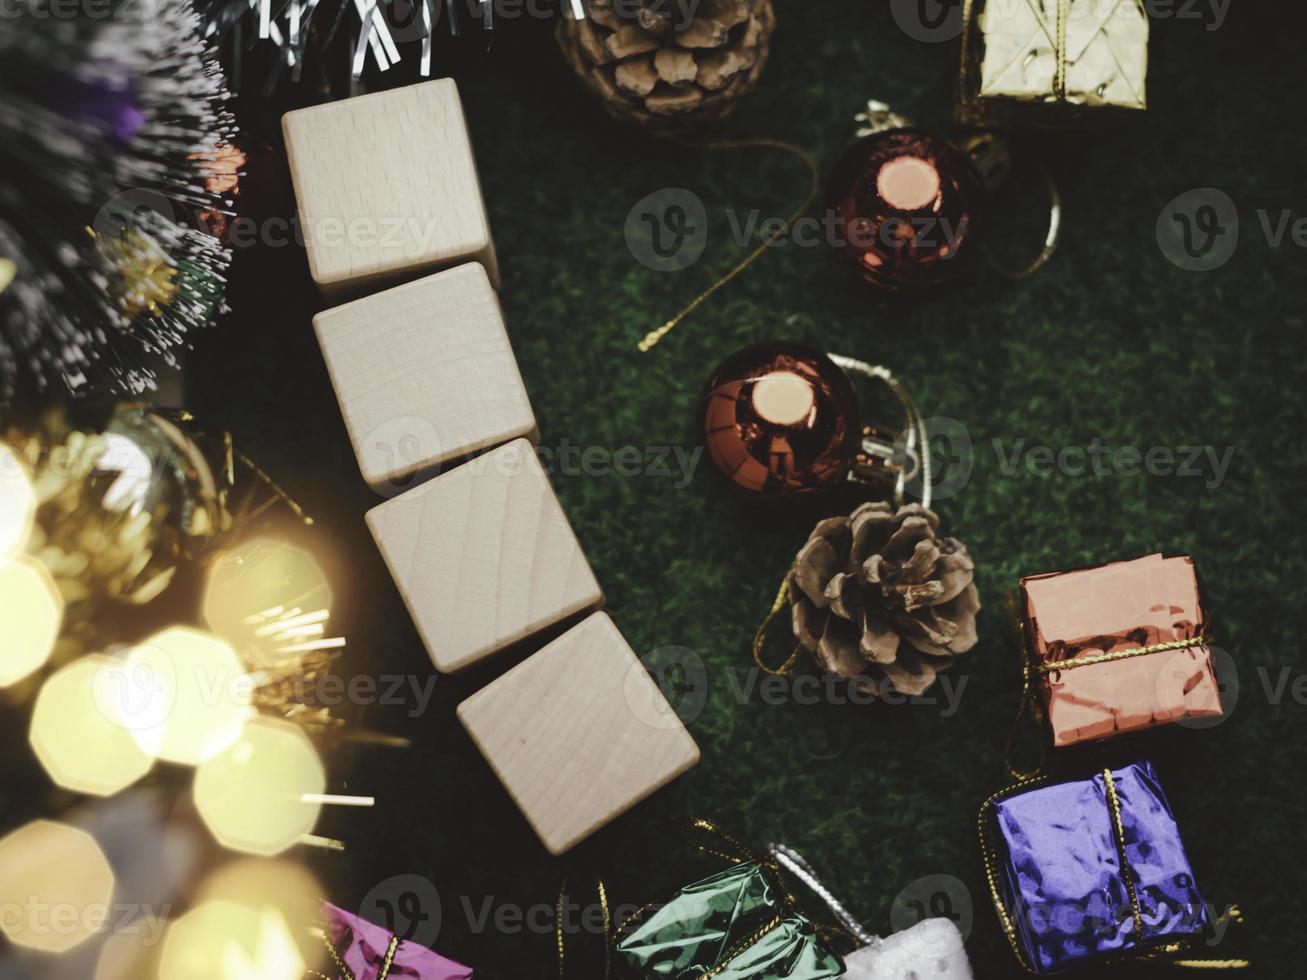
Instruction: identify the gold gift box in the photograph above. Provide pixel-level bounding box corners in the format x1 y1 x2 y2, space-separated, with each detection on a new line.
959 0 1149 125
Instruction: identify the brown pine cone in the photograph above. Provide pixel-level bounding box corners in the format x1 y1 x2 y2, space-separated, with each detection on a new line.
788 502 980 696
556 0 776 135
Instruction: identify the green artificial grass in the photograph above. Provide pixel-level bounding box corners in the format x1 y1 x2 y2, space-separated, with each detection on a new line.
4 2 1305 977
198 3 1307 977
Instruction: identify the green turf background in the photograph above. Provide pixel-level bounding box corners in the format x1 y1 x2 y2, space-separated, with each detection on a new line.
11 1 1307 977
197 2 1306 976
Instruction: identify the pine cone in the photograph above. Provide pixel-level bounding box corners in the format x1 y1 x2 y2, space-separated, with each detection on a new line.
556 0 776 135
788 502 980 696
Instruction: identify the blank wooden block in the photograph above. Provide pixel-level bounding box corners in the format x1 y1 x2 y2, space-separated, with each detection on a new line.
366 439 603 673
283 78 498 299
314 263 536 492
458 612 700 854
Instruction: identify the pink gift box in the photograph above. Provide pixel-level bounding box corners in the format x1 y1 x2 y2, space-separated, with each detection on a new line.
322 903 473 980
1020 553 1225 747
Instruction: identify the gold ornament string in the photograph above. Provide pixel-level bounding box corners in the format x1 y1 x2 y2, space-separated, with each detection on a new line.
555 878 612 980
979 772 1249 973
753 574 802 677
0 258 15 295
637 139 820 353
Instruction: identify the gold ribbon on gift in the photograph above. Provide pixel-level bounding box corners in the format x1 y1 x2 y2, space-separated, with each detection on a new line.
1005 631 1212 779
307 930 401 980
978 771 1249 974
607 818 853 980
556 877 613 980
959 0 1073 112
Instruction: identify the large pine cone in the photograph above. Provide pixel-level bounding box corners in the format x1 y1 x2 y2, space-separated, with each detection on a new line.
789 502 980 696
556 0 776 135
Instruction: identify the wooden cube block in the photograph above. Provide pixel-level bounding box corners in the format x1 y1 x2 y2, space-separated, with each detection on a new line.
283 78 498 299
314 263 536 492
458 612 700 854
366 439 603 673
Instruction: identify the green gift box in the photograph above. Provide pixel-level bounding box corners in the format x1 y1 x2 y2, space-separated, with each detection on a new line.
614 861 844 980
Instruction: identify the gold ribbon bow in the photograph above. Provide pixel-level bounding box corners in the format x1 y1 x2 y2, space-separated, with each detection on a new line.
979 770 1248 973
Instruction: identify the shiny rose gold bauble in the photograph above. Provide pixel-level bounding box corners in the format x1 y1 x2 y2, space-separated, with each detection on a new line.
700 342 860 500
827 129 986 290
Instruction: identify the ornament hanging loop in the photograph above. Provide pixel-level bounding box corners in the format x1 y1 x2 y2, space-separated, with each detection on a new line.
956 132 1063 280
765 844 877 948
827 354 933 510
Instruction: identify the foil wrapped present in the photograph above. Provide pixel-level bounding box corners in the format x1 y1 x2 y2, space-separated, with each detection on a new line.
981 762 1208 973
614 861 844 980
320 903 473 980
959 0 1149 126
1021 553 1224 747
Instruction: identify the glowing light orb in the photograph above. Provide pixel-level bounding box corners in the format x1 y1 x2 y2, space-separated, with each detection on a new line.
196 859 327 970
31 655 154 796
0 555 64 687
96 927 162 980
0 440 35 554
158 901 305 980
193 717 325 856
110 627 253 765
0 820 116 954
202 538 334 666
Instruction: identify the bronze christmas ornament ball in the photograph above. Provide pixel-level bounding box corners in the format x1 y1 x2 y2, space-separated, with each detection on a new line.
826 128 986 291
700 342 861 501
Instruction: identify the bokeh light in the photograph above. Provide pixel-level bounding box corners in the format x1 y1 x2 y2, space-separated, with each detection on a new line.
0 820 116 954
196 859 327 970
95 927 161 980
158 900 305 980
0 440 35 554
30 655 155 796
110 626 253 765
193 717 326 856
0 555 64 687
203 538 334 666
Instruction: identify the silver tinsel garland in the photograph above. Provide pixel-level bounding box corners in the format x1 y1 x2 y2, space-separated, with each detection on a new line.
201 0 494 90
0 0 238 397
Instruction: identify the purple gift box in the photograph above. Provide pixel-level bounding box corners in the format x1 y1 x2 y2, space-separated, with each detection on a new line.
321 903 473 980
981 761 1207 973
